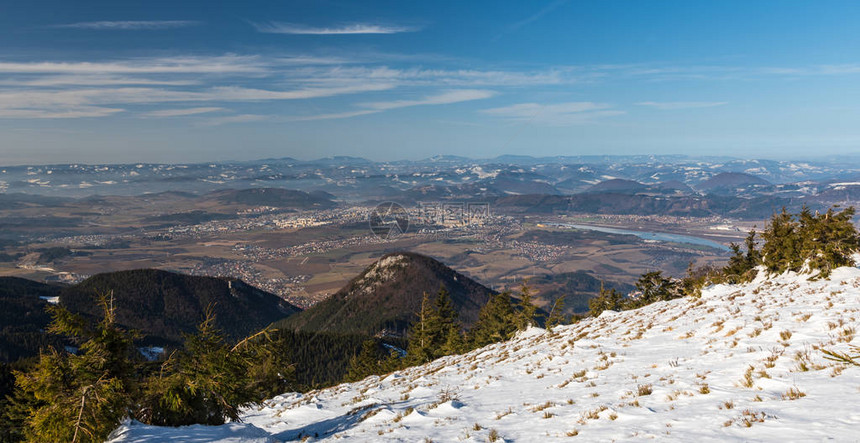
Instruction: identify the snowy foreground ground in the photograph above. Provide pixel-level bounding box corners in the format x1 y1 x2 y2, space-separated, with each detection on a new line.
110 268 860 442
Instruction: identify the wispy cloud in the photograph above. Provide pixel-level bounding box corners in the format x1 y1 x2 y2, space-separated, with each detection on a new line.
290 110 378 122
143 107 223 117
3 52 858 123
53 20 199 30
482 102 623 125
0 75 198 87
199 114 268 126
0 55 268 74
294 89 495 121
0 84 395 119
509 0 569 31
636 101 727 110
758 64 860 76
362 89 495 111
285 66 580 88
253 22 418 35
0 106 123 119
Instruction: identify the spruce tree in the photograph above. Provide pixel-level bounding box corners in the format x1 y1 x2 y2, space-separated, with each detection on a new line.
744 229 762 270
761 206 859 278
234 329 295 401
434 287 458 339
138 308 259 426
514 281 538 331
632 271 680 307
406 288 462 365
545 296 567 333
344 340 381 382
723 230 760 283
589 282 624 317
800 207 860 277
380 348 404 374
469 292 516 348
439 325 466 356
761 207 802 274
406 292 438 365
15 293 138 443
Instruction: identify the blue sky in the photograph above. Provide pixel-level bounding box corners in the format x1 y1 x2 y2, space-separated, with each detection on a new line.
1 0 860 164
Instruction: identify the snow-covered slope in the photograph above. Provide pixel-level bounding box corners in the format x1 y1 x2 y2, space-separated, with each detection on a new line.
110 268 860 442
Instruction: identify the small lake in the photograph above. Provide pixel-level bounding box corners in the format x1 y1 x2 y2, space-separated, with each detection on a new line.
549 223 731 252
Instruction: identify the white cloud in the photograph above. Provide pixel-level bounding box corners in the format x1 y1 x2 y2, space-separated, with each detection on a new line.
482 102 623 125
286 66 578 87
759 64 860 76
294 89 495 121
253 22 417 35
0 106 123 119
203 84 396 101
483 102 609 117
509 0 569 31
0 55 269 74
635 101 728 110
290 110 378 121
143 107 223 117
8 52 854 124
362 89 496 111
0 84 395 119
0 84 394 107
199 114 268 126
53 20 199 30
0 75 198 87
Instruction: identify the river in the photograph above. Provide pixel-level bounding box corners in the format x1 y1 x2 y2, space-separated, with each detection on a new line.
548 223 731 252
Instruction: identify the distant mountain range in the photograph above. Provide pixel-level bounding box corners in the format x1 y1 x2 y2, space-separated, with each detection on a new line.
3 155 859 206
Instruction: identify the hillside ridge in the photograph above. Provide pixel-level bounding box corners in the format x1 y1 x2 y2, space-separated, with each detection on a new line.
112 266 860 441
278 252 496 335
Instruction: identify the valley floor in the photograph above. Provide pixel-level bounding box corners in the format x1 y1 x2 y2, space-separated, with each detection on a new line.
110 267 860 442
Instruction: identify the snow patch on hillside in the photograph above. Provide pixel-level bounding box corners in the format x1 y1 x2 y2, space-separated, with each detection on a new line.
111 268 860 442
353 254 409 296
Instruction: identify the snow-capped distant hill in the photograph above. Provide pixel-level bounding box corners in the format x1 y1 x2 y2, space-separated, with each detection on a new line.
110 268 860 442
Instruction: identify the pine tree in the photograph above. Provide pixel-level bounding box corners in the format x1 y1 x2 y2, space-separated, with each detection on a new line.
234 329 295 401
406 292 438 365
138 308 259 426
379 348 404 374
632 271 680 307
514 281 538 331
545 296 567 333
761 206 859 278
14 292 138 443
589 282 625 317
761 207 802 274
434 287 458 338
439 325 466 356
744 229 762 270
723 230 760 283
800 206 860 278
406 288 461 365
344 340 381 382
469 292 516 348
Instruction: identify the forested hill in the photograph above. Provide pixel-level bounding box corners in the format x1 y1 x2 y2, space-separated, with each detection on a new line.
0 277 64 362
59 269 302 346
277 252 496 336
